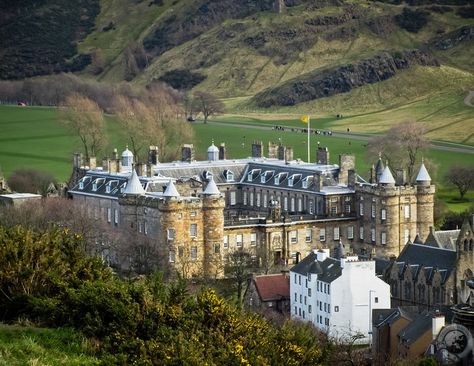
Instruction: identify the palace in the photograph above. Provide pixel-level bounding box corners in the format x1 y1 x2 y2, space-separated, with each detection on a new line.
68 141 435 277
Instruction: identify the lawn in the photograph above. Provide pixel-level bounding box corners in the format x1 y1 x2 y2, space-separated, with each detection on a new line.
0 105 472 212
0 324 99 366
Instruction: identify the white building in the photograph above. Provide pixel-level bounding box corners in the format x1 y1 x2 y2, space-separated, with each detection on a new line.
290 249 390 344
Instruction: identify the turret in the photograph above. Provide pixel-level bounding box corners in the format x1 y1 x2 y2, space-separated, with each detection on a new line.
207 141 219 161
416 159 435 241
123 169 145 196
378 165 396 187
121 146 134 171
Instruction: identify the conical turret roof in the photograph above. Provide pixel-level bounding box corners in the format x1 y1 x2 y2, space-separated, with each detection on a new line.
203 176 220 195
416 161 431 183
123 169 145 195
163 179 180 198
379 166 396 185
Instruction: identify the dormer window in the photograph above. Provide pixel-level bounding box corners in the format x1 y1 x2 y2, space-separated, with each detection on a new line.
275 175 280 185
202 170 213 181
247 172 253 182
79 182 84 190
223 170 234 182
247 169 260 182
120 182 127 193
91 178 105 192
78 176 91 190
288 177 293 187
105 180 119 194
302 178 309 189
260 174 266 183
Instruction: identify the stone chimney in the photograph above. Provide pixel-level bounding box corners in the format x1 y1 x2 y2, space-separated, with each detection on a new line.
285 147 293 162
88 157 97 170
146 163 154 177
339 154 355 185
268 142 278 159
148 146 159 165
252 141 263 158
135 163 145 177
432 313 445 340
219 143 226 160
395 169 406 186
181 144 194 162
312 173 323 192
112 148 118 160
317 145 329 164
348 169 356 188
277 145 286 160
73 153 83 169
316 249 330 262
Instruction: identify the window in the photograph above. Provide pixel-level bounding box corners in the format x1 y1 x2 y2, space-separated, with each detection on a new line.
347 226 354 239
288 177 294 187
404 205 410 219
107 208 111 223
225 170 234 182
381 232 387 245
263 193 268 208
320 228 326 241
298 276 301 285
381 209 386 221
308 288 312 297
190 211 196 217
302 178 308 189
230 191 236 206
138 221 142 233
247 172 253 182
114 209 119 225
309 200 314 214
261 174 266 184
404 229 410 244
290 230 298 244
308 305 312 313
144 221 148 235
294 274 297 284
190 224 197 238
317 282 320 291
303 311 305 319
305 228 312 242
283 196 288 211
359 202 364 216
224 235 229 249
214 244 220 254
250 233 257 246
294 306 297 315
304 296 307 305
371 228 375 242
169 251 175 263
334 227 340 241
298 198 303 212
334 306 339 312
346 204 351 214
360 227 364 240
167 228 175 240
275 175 280 185
330 206 337 215
299 294 302 303
191 246 197 260
249 192 254 206
371 204 375 218
256 193 261 207
243 191 248 206
236 234 243 247
290 197 295 212
375 297 379 303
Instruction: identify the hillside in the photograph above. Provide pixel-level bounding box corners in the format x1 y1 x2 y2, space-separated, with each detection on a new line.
0 0 473 130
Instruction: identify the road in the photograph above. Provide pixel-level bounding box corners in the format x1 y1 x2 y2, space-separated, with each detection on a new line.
197 119 474 155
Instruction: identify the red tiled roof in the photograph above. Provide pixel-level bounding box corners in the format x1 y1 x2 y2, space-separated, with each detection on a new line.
254 274 290 302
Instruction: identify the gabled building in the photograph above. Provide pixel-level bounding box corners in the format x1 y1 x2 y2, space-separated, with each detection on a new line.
290 249 390 343
244 273 290 314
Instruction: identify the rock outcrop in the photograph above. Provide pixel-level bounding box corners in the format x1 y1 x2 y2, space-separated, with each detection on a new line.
253 50 439 107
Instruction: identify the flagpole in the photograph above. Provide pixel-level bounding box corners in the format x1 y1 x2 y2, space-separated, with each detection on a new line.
307 117 310 163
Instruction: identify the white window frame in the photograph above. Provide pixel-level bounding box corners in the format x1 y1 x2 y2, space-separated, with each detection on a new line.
381 208 387 221
305 228 312 242
381 232 387 245
371 228 375 242
169 250 175 263
223 235 229 249
320 228 326 242
359 202 364 216
236 234 243 247
190 223 197 238
249 192 254 206
230 191 236 206
298 198 303 212
404 205 410 219
334 227 340 241
290 230 298 244
283 196 288 211
250 233 257 246
114 209 119 225
360 227 364 240
167 228 175 240
107 208 111 223
371 204 376 218
243 191 248 206
347 226 354 240
256 193 261 207
191 246 198 260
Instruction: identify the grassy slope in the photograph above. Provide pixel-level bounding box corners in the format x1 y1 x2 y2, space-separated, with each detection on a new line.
0 324 99 366
2 104 471 210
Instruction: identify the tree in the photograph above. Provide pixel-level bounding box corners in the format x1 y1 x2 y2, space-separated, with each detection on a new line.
193 91 225 123
90 48 105 75
367 121 430 182
444 165 474 200
61 93 107 160
7 168 56 196
224 249 255 303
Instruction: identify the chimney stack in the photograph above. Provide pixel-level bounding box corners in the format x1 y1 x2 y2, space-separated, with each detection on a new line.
181 144 194 162
219 143 226 160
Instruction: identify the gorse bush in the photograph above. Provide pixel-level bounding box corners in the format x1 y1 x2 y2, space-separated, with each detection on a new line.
0 224 327 365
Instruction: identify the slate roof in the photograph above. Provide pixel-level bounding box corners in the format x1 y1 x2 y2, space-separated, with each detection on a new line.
398 311 432 345
162 180 180 198
124 169 145 195
254 274 290 302
397 243 457 282
416 162 431 182
434 230 460 250
379 166 396 185
290 252 342 283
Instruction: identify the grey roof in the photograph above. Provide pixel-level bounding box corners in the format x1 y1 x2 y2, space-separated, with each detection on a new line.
398 311 432 345
162 180 180 198
375 258 391 276
121 147 133 157
397 243 457 282
375 158 385 181
379 166 396 185
434 230 460 250
416 162 431 182
123 169 145 195
290 252 342 283
207 143 219 153
203 176 221 195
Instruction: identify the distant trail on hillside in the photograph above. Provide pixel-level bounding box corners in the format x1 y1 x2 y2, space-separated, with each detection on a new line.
464 90 474 107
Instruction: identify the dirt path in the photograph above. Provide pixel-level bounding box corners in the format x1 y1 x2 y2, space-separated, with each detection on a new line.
464 90 474 107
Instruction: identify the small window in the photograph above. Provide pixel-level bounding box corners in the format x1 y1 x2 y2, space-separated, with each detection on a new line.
290 197 295 212
260 174 266 184
249 192 254 206
224 170 234 182
283 196 288 211
308 288 312 297
371 228 375 242
263 193 268 208
371 204 375 218
334 227 340 241
308 305 312 313
290 230 298 244
360 227 364 240
114 209 119 225
256 193 261 207
167 229 175 240
190 211 196 217
309 200 314 214
305 228 312 242
346 204 351 214
302 177 309 189
224 235 229 249
331 206 337 215
404 205 410 219
214 244 220 254
359 202 364 216
298 198 303 212
375 297 379 303
275 175 280 185
381 232 387 245
107 208 111 223
236 234 243 247
169 251 175 263
191 246 197 260
230 191 236 206
347 226 354 240
243 191 248 206
381 209 387 221
250 233 257 246
334 306 339 312
190 223 197 238
144 221 148 235
320 228 326 241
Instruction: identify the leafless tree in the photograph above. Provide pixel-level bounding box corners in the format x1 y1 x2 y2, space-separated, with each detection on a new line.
7 169 56 197
367 121 430 182
444 165 474 200
61 93 108 160
193 91 225 123
224 249 255 302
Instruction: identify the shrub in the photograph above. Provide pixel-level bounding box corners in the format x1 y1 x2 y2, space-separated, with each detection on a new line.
395 7 429 33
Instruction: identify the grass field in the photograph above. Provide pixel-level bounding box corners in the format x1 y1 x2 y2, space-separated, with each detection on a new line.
0 105 472 211
0 324 99 366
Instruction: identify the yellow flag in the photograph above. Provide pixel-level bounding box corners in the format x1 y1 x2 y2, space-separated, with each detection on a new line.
301 115 309 123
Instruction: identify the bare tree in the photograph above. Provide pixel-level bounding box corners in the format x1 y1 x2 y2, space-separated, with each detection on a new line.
224 249 255 303
193 91 225 124
367 121 430 182
61 93 107 160
444 165 474 200
7 169 56 197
